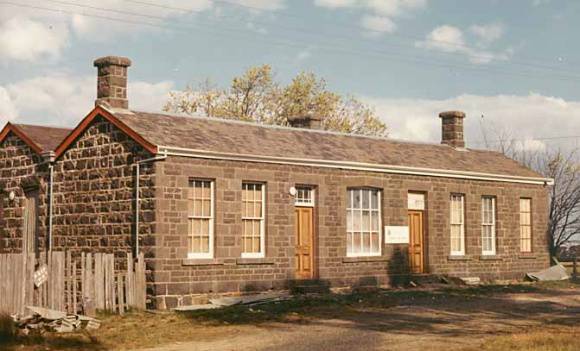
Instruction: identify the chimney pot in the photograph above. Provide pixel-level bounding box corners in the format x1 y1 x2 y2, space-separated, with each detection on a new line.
93 56 132 109
439 110 466 148
287 113 323 130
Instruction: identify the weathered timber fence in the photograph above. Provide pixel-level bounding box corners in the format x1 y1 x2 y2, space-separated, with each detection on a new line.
0 251 146 316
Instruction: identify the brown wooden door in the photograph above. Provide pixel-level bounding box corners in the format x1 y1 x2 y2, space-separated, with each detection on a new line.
295 207 314 279
408 210 424 274
23 190 39 254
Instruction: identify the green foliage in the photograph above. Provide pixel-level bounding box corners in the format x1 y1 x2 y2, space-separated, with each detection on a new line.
164 65 388 137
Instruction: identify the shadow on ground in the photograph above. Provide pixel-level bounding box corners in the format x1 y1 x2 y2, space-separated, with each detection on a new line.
2 281 579 351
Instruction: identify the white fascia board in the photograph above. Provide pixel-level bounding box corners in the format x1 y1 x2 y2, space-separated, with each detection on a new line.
157 145 554 186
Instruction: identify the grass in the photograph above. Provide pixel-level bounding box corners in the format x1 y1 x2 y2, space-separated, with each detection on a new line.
466 327 580 351
0 281 577 351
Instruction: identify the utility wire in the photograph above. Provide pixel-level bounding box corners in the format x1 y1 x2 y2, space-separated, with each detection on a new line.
122 0 580 72
471 135 580 146
33 0 580 75
3 1 580 83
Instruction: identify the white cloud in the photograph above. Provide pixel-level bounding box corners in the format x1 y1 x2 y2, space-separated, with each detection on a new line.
0 87 18 122
296 49 313 61
470 23 504 45
419 25 465 52
532 0 551 6
314 0 427 35
364 93 580 151
0 0 284 62
314 0 357 8
416 24 511 64
231 0 286 11
0 17 69 62
1 74 174 127
366 0 427 17
361 15 396 34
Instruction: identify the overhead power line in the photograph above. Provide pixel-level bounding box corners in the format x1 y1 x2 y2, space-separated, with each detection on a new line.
3 1 580 84
18 0 580 76
471 134 580 146
123 0 580 73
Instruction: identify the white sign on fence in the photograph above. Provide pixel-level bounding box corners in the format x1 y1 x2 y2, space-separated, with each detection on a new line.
385 226 409 244
34 264 48 288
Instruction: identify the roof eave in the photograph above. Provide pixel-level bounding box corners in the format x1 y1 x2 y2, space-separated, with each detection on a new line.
0 122 44 154
157 145 553 186
54 106 158 158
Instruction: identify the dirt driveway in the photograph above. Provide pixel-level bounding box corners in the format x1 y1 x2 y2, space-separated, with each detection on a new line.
140 286 580 351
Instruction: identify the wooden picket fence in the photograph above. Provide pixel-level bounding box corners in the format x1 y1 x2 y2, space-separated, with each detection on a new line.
0 251 146 316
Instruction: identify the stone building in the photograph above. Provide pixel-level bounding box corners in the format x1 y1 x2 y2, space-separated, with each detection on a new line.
0 56 552 309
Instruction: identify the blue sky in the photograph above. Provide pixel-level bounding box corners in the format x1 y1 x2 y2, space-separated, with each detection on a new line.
1 0 580 150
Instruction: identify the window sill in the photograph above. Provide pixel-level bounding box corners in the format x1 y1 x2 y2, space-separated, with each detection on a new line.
343 256 389 263
447 255 472 261
479 255 503 261
236 257 276 265
518 254 537 259
182 258 224 266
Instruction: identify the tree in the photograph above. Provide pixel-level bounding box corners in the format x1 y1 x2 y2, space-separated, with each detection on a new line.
480 121 580 257
164 65 388 137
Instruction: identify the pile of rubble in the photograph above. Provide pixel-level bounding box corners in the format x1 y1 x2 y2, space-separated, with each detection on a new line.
13 306 101 335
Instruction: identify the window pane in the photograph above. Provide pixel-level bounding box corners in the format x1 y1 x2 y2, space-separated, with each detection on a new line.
363 232 371 253
347 211 353 232
362 190 370 209
371 212 379 231
353 190 361 209
242 183 265 255
347 189 382 256
353 212 361 231
371 232 379 251
371 191 378 209
362 211 370 231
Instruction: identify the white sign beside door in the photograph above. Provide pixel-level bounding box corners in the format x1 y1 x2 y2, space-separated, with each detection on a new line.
384 226 410 244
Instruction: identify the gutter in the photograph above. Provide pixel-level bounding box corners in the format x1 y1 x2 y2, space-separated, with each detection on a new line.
157 145 554 186
134 153 167 256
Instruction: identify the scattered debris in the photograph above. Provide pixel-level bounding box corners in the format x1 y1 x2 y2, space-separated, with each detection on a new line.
174 292 291 312
459 277 481 285
12 306 100 334
526 264 569 281
173 304 222 312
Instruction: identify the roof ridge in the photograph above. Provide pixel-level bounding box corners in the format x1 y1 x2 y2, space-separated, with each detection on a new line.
15 123 72 131
126 110 508 154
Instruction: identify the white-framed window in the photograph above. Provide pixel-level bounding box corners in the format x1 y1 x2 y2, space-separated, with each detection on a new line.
520 198 532 253
242 182 266 258
187 179 214 259
346 188 382 257
481 196 496 256
294 187 314 207
450 194 465 256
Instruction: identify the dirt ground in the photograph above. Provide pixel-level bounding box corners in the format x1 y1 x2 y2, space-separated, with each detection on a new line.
139 285 580 351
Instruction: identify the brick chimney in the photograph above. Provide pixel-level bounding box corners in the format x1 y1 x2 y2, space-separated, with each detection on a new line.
287 113 323 130
439 110 466 148
93 56 132 109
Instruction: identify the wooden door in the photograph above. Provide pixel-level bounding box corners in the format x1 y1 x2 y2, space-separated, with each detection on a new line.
408 210 424 274
295 207 314 279
23 190 39 254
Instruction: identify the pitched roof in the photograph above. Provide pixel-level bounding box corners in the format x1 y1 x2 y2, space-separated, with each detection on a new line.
14 124 72 152
109 110 545 181
0 123 72 154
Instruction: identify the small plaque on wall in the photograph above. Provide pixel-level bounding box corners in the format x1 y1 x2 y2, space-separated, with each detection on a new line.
385 226 409 244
